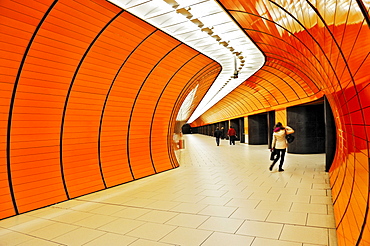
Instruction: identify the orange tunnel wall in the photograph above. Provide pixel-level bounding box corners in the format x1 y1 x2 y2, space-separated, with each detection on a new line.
0 0 220 219
191 1 370 245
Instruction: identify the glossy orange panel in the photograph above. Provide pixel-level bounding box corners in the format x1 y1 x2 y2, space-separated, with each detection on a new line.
0 0 220 218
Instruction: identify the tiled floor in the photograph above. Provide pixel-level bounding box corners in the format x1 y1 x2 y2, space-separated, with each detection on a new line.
0 134 338 246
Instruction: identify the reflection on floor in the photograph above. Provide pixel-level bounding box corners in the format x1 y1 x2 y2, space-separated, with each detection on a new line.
0 134 337 246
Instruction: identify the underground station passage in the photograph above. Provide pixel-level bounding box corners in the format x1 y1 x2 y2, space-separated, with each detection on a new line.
0 0 369 245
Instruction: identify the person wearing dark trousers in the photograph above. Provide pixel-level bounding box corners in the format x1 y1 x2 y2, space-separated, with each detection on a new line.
214 127 223 146
227 126 237 145
269 122 294 172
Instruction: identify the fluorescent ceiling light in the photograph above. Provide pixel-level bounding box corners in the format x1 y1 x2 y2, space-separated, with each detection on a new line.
107 0 264 123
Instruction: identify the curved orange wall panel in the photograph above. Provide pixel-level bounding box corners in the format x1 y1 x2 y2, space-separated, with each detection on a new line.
194 1 369 245
0 0 220 218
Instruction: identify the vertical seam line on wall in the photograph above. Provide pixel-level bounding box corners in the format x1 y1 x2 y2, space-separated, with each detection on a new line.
99 28 155 182
149 44 195 170
96 10 126 189
126 30 159 179
6 0 59 215
130 36 180 175
60 9 125 197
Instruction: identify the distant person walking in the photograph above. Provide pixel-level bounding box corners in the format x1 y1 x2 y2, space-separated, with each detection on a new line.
220 126 225 140
269 122 294 172
227 126 237 145
214 127 223 146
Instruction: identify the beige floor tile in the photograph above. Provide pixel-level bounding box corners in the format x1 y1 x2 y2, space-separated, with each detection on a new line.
221 190 254 198
251 237 301 246
278 194 310 203
88 204 126 215
297 188 327 196
149 193 182 201
173 194 206 203
248 192 280 201
197 205 237 217
28 221 78 240
169 203 208 214
197 196 232 206
165 213 209 228
0 229 38 245
83 232 137 246
145 200 181 210
197 189 228 197
129 239 176 245
0 214 41 229
4 217 51 234
329 228 339 246
97 196 134 204
24 207 66 220
201 231 254 246
98 218 145 234
225 198 260 209
121 198 156 207
137 210 178 223
307 213 336 228
17 238 61 246
160 227 213 245
280 225 328 245
236 220 283 239
70 202 105 212
268 187 298 195
255 200 292 212
291 203 327 214
198 217 244 233
111 207 150 219
266 210 307 225
51 210 92 224
126 222 176 241
285 182 313 189
230 207 270 221
311 195 333 205
52 227 105 246
73 214 118 228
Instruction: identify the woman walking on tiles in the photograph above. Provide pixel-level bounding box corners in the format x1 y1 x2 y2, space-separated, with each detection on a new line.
269 122 294 172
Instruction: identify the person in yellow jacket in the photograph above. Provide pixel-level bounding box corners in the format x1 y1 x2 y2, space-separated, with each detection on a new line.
269 122 294 172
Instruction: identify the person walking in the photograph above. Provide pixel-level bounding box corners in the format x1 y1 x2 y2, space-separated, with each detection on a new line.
214 127 222 146
269 122 294 172
227 126 237 145
220 126 225 140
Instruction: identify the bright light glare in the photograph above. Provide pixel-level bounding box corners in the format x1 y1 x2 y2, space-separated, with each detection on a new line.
107 0 264 123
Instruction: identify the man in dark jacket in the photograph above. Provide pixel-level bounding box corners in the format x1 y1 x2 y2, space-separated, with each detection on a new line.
214 127 223 146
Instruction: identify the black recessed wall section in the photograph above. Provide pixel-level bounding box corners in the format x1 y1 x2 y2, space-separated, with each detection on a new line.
287 103 325 154
230 118 245 143
324 97 336 171
248 113 268 145
267 111 275 149
182 124 192 134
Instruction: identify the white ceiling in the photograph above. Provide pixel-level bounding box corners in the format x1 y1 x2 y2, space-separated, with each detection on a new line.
107 0 265 122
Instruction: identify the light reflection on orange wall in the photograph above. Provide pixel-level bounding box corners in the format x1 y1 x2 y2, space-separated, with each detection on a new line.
193 1 369 245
